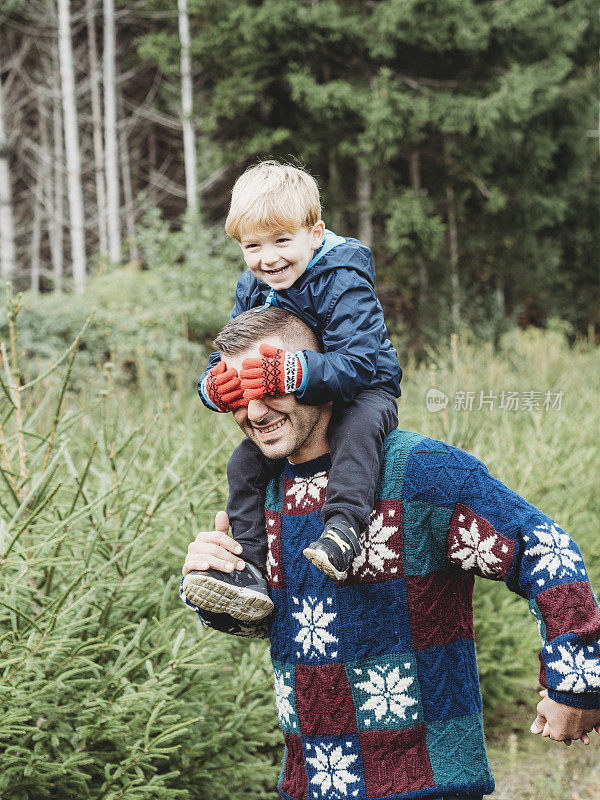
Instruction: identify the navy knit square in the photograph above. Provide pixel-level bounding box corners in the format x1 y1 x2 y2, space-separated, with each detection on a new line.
302 735 365 800
290 591 343 664
337 580 412 661
415 640 482 722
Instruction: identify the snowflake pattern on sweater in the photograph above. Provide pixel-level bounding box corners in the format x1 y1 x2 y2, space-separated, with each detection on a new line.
190 431 600 799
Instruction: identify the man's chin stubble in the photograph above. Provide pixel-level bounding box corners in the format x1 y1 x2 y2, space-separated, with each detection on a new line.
248 410 322 461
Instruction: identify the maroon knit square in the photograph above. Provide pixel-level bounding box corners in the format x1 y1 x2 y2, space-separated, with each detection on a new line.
265 510 284 589
344 500 404 585
280 734 308 800
536 581 600 642
406 571 474 650
295 663 358 735
448 502 514 579
359 726 434 795
538 652 548 689
282 472 328 515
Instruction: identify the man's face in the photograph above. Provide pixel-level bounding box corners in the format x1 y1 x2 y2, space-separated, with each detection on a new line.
238 222 325 291
223 335 331 463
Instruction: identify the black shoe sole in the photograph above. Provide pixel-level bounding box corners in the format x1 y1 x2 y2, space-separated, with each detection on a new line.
303 546 348 581
182 572 274 621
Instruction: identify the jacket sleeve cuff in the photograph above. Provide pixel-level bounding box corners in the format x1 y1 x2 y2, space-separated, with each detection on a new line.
198 376 223 412
296 350 308 393
547 688 600 710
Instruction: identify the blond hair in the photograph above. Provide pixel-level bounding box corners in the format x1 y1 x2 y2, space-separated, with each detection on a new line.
225 161 321 240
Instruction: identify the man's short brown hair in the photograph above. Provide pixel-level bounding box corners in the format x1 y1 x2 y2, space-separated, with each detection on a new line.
214 309 320 355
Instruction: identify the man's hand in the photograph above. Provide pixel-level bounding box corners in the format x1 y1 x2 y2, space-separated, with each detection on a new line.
203 361 247 412
182 511 245 576
530 689 600 746
240 344 303 400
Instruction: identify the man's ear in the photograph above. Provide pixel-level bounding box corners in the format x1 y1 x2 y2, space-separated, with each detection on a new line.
310 220 326 249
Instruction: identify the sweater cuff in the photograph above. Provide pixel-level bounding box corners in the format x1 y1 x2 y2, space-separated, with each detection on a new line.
547 689 600 710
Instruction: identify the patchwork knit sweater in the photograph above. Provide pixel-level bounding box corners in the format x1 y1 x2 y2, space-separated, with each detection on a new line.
190 430 600 800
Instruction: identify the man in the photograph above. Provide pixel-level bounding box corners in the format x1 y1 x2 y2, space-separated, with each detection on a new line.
182 308 600 800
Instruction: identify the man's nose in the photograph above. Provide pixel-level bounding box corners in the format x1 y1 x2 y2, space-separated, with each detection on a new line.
247 397 270 421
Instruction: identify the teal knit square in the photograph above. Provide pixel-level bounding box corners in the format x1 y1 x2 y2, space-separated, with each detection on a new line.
272 660 300 734
403 501 452 576
425 714 493 786
266 475 283 514
528 597 548 643
346 653 423 731
376 430 425 500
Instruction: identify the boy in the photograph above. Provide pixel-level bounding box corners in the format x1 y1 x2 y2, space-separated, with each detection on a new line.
182 161 402 621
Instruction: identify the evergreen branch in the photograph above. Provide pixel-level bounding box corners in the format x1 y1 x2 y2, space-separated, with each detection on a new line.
1 482 61 560
0 356 16 409
43 568 89 629
6 288 28 493
0 462 20 507
20 309 96 391
4 441 67 533
42 312 95 475
43 442 99 596
0 599 42 632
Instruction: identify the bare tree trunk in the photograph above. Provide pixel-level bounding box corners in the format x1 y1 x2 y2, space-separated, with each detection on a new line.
445 183 460 332
86 0 108 257
178 0 197 211
356 161 372 247
103 0 121 262
0 79 17 281
495 277 505 317
51 69 64 293
57 0 86 293
31 97 51 294
409 150 428 325
118 94 138 263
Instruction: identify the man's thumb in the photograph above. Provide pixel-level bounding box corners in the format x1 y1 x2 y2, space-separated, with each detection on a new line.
215 511 229 534
530 716 544 734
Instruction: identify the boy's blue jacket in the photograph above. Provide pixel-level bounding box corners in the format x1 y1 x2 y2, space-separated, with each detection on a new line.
198 230 402 408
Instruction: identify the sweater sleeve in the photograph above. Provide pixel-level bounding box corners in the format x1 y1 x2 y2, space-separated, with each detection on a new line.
403 438 600 709
295 271 392 405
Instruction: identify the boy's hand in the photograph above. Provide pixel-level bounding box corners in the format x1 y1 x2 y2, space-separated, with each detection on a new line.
530 689 600 745
203 361 247 412
240 343 303 399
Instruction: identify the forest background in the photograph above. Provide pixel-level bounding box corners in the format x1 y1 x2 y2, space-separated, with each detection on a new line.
0 1 599 799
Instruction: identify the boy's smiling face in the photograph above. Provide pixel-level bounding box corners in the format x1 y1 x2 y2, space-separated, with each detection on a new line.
239 221 325 290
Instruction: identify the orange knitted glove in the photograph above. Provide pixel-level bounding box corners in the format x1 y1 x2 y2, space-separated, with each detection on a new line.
202 361 247 412
239 344 303 400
